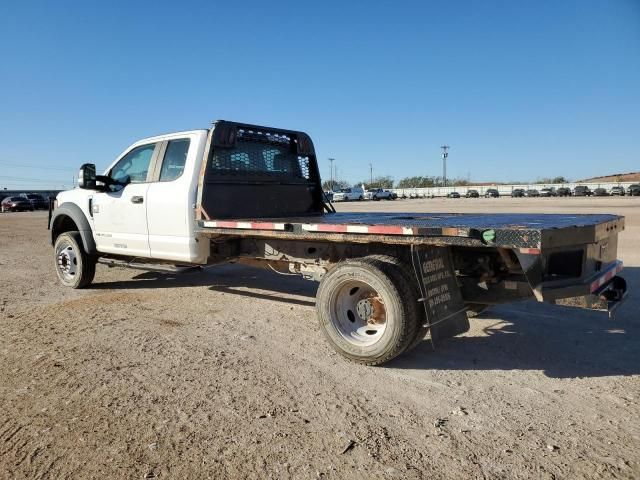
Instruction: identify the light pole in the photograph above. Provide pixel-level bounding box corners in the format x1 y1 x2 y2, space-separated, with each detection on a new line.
441 145 450 187
328 158 335 191
369 163 373 186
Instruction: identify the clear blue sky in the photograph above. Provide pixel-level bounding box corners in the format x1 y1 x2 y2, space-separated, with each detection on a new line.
1 0 638 189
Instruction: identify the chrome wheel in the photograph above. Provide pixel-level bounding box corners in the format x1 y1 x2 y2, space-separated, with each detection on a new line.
56 240 78 281
329 279 387 347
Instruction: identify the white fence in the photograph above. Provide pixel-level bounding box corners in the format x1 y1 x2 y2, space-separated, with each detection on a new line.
391 182 637 198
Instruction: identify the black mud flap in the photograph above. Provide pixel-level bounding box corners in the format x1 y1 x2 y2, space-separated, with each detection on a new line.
412 246 470 342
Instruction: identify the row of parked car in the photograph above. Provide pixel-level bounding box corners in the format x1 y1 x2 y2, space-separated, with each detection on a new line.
0 193 49 212
443 184 640 199
327 187 398 202
325 184 640 202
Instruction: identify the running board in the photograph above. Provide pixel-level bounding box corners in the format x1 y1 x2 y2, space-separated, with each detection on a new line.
97 258 201 274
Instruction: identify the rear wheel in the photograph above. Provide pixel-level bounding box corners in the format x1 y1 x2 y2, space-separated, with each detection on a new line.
53 232 96 288
316 256 419 365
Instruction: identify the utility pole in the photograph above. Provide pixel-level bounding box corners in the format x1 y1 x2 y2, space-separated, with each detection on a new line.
369 163 373 185
441 145 450 187
328 158 335 191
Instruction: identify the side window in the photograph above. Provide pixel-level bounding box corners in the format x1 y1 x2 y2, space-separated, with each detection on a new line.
111 144 156 184
159 139 191 182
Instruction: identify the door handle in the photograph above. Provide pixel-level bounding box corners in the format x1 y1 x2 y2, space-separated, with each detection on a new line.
131 196 144 204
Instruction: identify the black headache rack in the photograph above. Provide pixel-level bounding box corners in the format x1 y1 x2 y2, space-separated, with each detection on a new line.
197 120 326 221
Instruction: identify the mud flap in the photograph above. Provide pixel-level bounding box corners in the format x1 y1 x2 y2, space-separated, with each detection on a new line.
411 246 470 342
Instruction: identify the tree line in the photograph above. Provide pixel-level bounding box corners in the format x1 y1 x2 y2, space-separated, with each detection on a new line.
322 175 572 191
322 175 471 191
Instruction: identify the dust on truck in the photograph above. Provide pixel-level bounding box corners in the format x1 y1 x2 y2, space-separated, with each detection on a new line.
49 121 627 365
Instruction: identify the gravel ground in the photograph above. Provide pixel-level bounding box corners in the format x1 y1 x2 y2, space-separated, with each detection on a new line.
1 197 639 479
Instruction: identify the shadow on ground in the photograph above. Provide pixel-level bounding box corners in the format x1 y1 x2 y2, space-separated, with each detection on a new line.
90 263 318 306
392 267 640 379
91 263 638 379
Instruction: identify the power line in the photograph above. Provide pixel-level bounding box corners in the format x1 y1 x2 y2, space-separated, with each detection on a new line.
0 161 76 172
0 175 70 184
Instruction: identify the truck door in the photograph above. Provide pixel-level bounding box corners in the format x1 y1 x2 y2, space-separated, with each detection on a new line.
92 142 159 257
145 132 208 263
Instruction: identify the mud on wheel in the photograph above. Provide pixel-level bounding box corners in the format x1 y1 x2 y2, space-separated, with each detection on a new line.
316 256 420 365
53 231 96 289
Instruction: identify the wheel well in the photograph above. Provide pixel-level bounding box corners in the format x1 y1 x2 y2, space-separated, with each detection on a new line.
52 215 79 243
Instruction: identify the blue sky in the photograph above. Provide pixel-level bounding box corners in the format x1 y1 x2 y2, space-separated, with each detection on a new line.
1 0 638 189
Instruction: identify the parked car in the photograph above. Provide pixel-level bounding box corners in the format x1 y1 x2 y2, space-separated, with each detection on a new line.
447 192 460 198
20 193 48 210
556 187 572 197
1 196 34 212
627 184 640 196
511 188 525 198
364 188 394 201
525 189 540 197
593 188 609 197
332 187 364 202
465 189 479 198
485 188 500 198
573 185 592 197
540 188 556 197
610 186 625 196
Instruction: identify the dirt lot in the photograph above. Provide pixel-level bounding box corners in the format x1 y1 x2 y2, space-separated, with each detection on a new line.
1 197 639 479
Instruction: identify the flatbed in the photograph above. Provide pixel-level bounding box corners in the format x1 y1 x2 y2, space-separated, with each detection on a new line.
199 212 624 251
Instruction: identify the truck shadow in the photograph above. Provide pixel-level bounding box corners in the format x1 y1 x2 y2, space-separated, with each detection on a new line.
90 263 318 307
391 266 640 379
92 263 638 379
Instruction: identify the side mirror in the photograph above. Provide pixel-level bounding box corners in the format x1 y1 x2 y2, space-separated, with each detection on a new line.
78 163 96 189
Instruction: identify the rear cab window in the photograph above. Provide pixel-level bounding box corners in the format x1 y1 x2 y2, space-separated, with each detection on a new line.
159 139 190 182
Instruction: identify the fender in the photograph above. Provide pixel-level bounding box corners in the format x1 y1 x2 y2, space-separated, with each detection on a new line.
50 202 97 254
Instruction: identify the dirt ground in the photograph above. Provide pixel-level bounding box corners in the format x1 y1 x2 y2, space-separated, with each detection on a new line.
1 197 639 479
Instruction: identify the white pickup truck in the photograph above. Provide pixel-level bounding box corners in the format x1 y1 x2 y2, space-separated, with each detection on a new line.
49 120 627 365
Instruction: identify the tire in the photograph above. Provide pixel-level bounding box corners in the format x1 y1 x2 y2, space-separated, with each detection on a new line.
359 196 364 201
53 231 96 288
316 255 420 365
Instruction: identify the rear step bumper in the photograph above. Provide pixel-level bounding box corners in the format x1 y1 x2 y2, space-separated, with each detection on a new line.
548 262 627 317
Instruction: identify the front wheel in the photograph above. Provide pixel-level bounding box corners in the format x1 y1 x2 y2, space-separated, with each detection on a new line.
316 256 419 365
53 231 96 288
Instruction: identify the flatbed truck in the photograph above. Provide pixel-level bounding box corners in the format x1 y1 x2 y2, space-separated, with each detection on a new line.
49 121 627 365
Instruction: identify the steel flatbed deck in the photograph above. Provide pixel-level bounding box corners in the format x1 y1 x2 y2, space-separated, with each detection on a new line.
198 212 624 251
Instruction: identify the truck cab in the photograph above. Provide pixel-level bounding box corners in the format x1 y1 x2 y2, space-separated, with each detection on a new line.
54 130 210 264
